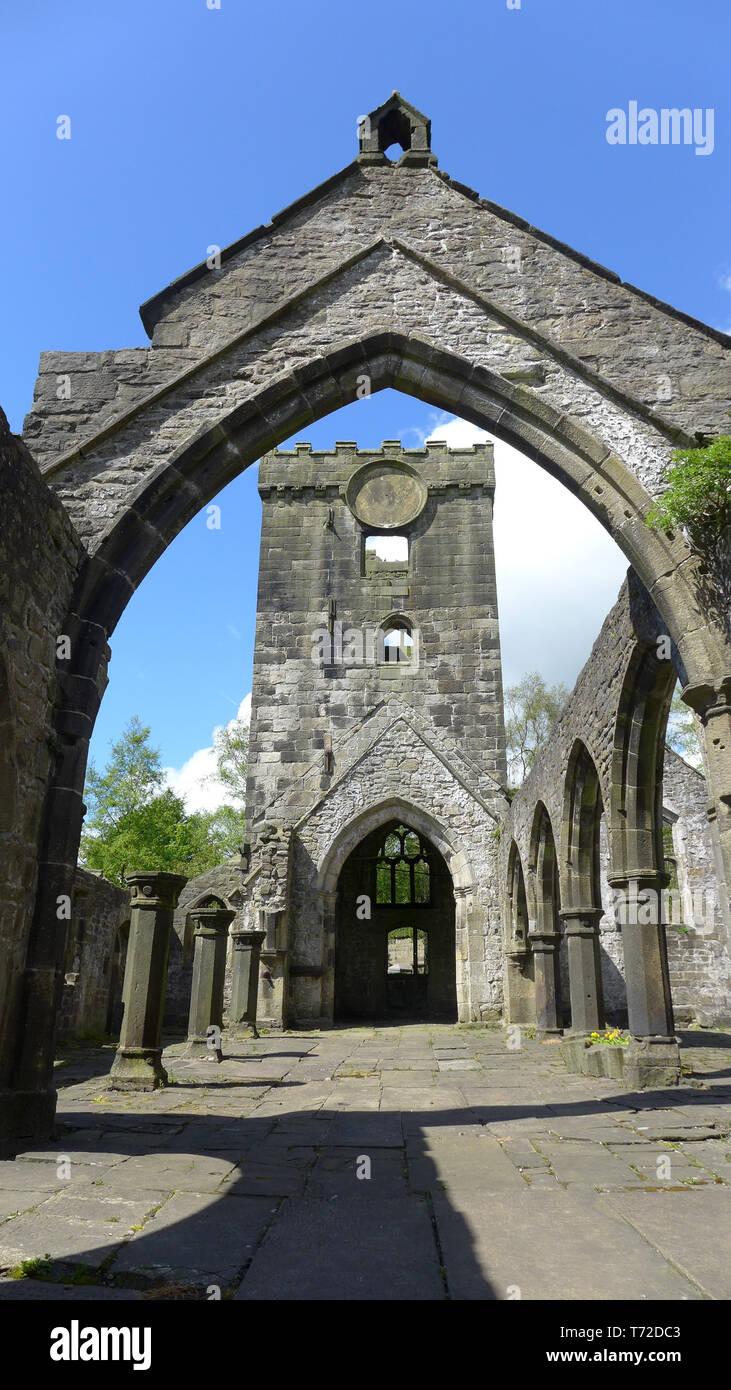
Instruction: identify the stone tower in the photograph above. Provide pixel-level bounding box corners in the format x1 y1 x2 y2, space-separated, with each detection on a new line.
241 438 510 1028
245 438 507 829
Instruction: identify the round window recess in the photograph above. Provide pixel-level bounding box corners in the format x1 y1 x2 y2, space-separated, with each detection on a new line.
345 460 427 530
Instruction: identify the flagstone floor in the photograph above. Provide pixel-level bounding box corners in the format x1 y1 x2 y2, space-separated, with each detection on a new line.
0 1025 729 1301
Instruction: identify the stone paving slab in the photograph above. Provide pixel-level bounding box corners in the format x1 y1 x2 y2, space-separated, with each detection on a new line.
306 1148 408 1199
408 1137 525 1193
0 1159 107 1191
108 1192 274 1287
220 1163 310 1197
535 1139 640 1188
0 1278 142 1300
103 1153 240 1193
235 1195 444 1300
599 1189 731 1299
2 1024 729 1300
432 1190 703 1300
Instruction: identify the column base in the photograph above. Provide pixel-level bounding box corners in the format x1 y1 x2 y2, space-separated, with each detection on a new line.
560 1034 681 1088
184 1037 223 1062
229 1022 260 1040
624 1036 681 1090
109 1047 168 1091
0 1088 57 1157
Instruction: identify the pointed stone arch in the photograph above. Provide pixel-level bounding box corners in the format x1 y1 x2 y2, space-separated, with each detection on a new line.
317 794 473 897
5 94 728 1145
610 642 678 881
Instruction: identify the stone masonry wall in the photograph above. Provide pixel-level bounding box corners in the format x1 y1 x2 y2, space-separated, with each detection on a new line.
164 863 246 1029
246 441 506 827
0 409 85 1087
57 868 130 1041
25 160 728 510
503 576 730 1025
662 747 731 1024
289 712 506 1024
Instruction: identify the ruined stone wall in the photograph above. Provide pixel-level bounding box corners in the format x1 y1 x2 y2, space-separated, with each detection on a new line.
164 863 245 1029
0 410 85 1086
662 747 730 1025
57 868 130 1040
502 577 730 1025
246 441 506 827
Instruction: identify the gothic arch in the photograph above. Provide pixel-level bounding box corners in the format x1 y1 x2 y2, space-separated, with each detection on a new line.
561 740 604 911
529 801 561 934
55 331 719 687
6 94 728 1144
317 794 473 897
610 642 678 880
505 841 529 947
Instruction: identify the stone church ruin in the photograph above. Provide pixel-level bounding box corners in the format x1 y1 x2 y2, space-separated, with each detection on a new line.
1 92 729 1156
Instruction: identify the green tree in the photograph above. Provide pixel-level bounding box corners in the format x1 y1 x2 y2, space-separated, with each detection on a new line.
83 715 164 833
666 688 702 765
212 714 248 803
80 717 244 886
504 672 569 786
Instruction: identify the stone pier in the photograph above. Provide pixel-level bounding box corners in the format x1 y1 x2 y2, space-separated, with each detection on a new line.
185 903 236 1061
229 928 265 1038
109 871 187 1091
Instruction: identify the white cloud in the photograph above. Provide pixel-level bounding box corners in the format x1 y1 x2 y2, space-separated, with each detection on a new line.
164 693 251 813
425 416 629 692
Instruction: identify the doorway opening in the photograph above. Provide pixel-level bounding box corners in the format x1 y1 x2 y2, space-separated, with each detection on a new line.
334 819 457 1021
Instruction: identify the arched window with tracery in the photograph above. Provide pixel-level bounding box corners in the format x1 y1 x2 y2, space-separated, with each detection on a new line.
375 824 430 905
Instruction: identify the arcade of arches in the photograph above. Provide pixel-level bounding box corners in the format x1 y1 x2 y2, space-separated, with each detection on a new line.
0 93 729 1154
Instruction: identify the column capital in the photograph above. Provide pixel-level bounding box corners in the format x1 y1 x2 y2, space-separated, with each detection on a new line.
606 871 671 891
560 908 603 935
125 871 187 911
230 927 266 948
680 675 731 722
530 931 561 953
188 906 236 938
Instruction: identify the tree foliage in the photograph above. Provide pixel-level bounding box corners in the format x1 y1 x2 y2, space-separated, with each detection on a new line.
80 717 248 887
666 688 702 765
212 715 248 803
504 672 569 787
645 435 731 539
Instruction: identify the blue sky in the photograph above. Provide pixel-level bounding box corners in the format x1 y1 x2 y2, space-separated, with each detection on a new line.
2 1 728 797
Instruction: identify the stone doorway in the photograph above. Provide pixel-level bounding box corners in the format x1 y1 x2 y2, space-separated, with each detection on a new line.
333 820 457 1022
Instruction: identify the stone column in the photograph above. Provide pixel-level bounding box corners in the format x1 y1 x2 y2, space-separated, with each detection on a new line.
185 906 236 1060
608 873 680 1087
109 871 187 1090
229 928 265 1038
531 932 563 1034
561 909 604 1034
